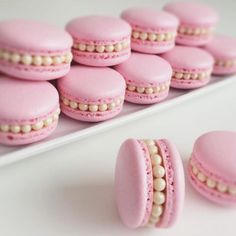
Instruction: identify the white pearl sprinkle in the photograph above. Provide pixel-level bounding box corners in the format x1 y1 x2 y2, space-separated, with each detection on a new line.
229 187 236 196
0 124 9 132
217 183 227 193
98 104 108 112
140 32 148 40
153 165 165 178
65 53 73 63
44 117 53 127
63 98 70 106
70 101 78 109
108 102 116 110
96 45 105 53
137 87 145 93
206 178 216 188
11 53 21 63
145 87 153 94
2 51 10 61
151 204 163 218
32 56 43 66
197 172 206 182
157 34 165 41
148 33 157 41
32 121 44 131
105 45 114 53
192 166 199 175
42 56 53 66
21 125 32 133
21 55 32 65
144 139 155 146
127 85 136 91
151 154 162 166
89 105 98 112
78 43 86 51
10 125 21 134
132 31 140 39
114 43 122 52
79 104 88 111
53 56 62 65
148 145 158 155
154 178 166 192
87 45 95 52
175 72 183 79
154 191 165 205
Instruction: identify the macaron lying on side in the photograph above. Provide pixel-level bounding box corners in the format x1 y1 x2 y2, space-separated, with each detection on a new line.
0 19 73 80
114 53 172 104
164 1 219 46
121 8 179 54
115 138 185 229
161 46 214 89
188 131 236 205
57 65 126 122
0 76 60 146
66 16 131 67
203 35 236 75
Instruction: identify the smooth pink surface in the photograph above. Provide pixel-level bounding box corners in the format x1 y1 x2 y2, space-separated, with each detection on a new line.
176 34 214 47
189 131 236 205
57 65 126 122
203 35 236 75
121 8 179 30
66 16 131 43
164 2 219 26
0 76 59 125
115 139 151 228
0 121 58 146
0 62 71 81
0 19 72 54
115 138 185 229
157 139 185 227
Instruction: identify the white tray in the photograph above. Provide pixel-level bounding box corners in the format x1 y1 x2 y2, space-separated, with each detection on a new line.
0 75 235 167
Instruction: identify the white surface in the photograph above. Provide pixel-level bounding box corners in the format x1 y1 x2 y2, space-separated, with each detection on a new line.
0 0 236 235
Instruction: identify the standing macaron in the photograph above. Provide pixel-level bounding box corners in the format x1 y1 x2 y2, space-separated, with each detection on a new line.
114 53 172 104
66 16 131 67
0 76 60 146
0 20 73 80
161 46 214 89
121 8 179 54
203 35 236 75
57 66 126 122
188 131 236 205
115 138 185 228
164 2 219 46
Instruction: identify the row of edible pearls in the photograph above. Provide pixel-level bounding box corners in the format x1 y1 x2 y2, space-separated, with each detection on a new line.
132 31 176 42
190 160 236 196
126 81 170 94
61 96 124 112
0 49 73 66
215 59 236 67
172 71 210 80
144 139 166 226
178 26 214 36
0 108 60 134
73 40 129 53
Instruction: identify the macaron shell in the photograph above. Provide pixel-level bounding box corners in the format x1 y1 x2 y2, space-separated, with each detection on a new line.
0 76 59 125
156 139 185 228
164 2 219 26
57 66 126 103
66 16 131 42
0 19 72 53
175 35 214 47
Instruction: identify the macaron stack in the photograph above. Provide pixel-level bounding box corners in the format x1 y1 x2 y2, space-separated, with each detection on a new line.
0 20 73 145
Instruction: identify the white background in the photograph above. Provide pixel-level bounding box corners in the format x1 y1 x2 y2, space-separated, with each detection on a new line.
0 0 236 235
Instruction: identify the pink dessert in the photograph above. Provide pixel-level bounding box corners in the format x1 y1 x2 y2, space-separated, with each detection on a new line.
203 35 236 75
161 46 214 89
57 65 126 122
164 2 219 46
114 53 172 104
0 20 73 81
188 131 236 205
66 16 131 67
0 75 60 146
115 138 185 229
121 8 179 54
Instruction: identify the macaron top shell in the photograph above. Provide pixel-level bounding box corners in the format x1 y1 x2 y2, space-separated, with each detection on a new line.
193 131 236 184
115 139 150 228
0 19 73 54
204 35 236 60
114 53 172 85
66 16 131 42
0 76 59 124
57 66 126 103
164 1 219 26
161 46 214 71
121 8 179 30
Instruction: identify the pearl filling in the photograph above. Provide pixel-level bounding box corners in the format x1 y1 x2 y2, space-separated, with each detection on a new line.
172 70 211 81
0 108 60 134
73 39 130 53
60 95 124 112
190 159 236 197
126 81 170 95
0 49 73 66
143 139 166 226
215 59 236 68
178 26 214 37
132 30 176 42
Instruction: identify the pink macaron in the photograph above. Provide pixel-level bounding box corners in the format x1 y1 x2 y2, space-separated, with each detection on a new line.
114 53 172 104
161 46 214 89
203 35 236 75
57 65 126 122
121 8 179 54
66 16 131 67
0 19 73 81
188 131 236 206
115 138 185 229
0 75 60 146
164 2 219 46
